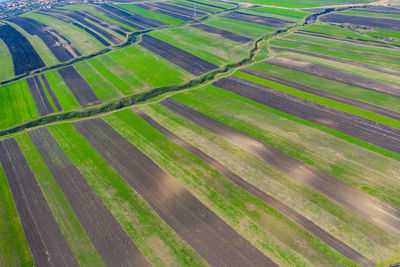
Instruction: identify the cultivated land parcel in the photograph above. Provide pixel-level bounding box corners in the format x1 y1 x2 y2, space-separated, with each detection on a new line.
1 0 400 266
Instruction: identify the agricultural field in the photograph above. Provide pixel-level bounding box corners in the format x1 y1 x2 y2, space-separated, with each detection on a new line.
1 0 400 266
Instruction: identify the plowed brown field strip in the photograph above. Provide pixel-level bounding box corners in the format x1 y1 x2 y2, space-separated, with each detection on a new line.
270 46 400 76
223 11 291 28
133 107 375 267
160 98 400 238
73 117 277 267
26 76 54 116
40 74 63 111
0 24 45 75
139 35 218 75
57 66 101 107
265 56 400 98
240 68 400 121
28 128 150 267
213 76 400 153
0 138 78 267
320 13 400 32
191 23 252 43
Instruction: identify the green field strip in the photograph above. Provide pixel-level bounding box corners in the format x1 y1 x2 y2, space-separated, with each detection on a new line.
176 0 222 12
169 0 219 13
246 6 311 19
88 57 134 96
247 0 367 8
92 54 146 94
58 6 124 43
0 39 13 81
280 33 400 60
239 9 301 22
15 133 105 267
270 38 400 72
38 75 58 112
104 108 349 267
250 61 400 114
24 12 104 55
109 44 192 89
138 103 400 263
117 4 185 26
0 161 34 266
204 16 275 39
8 22 59 67
48 123 206 267
75 61 121 101
339 10 400 20
82 6 138 32
44 70 80 111
149 26 250 66
363 28 400 43
281 51 400 86
234 70 400 130
0 80 39 131
184 0 236 9
171 84 400 211
302 23 380 40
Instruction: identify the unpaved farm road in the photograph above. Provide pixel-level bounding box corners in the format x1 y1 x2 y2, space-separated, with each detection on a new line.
160 98 400 240
133 107 375 267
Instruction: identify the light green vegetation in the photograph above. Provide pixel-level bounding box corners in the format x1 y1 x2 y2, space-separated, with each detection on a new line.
149 26 250 65
75 61 121 101
248 0 368 8
105 108 356 266
48 123 206 267
0 39 13 81
237 67 400 129
167 86 400 262
38 76 57 112
89 54 144 94
44 70 80 110
0 163 34 267
280 33 400 60
172 83 400 210
109 45 192 88
271 36 400 71
204 16 274 39
0 80 39 131
24 12 104 55
88 57 134 95
185 0 236 9
117 4 185 26
281 51 400 86
247 6 310 19
249 62 400 113
15 133 105 267
363 28 400 44
303 23 379 40
339 10 400 20
139 102 400 263
240 9 301 22
170 0 220 13
81 6 137 32
8 22 58 66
